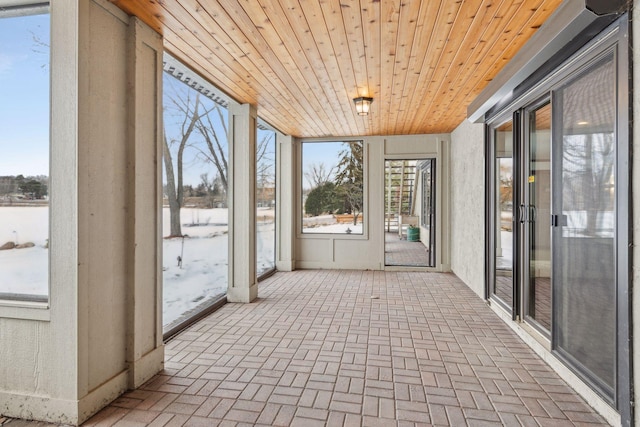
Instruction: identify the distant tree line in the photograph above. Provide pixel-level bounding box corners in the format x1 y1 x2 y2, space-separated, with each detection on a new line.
163 173 226 210
0 175 48 200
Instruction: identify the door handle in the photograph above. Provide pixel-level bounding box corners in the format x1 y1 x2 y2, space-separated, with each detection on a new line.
529 205 537 223
519 204 526 223
551 214 568 227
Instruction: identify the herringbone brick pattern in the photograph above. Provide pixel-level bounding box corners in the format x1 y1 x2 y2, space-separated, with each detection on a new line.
84 270 607 426
385 233 431 267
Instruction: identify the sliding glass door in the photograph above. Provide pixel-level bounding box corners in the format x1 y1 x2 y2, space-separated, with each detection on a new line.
487 31 626 409
489 120 514 311
552 52 617 400
523 101 552 335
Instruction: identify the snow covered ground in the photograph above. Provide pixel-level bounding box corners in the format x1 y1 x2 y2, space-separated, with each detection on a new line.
303 223 363 234
497 230 513 270
302 214 363 234
162 207 274 326
162 207 229 326
0 207 276 328
0 244 48 295
0 206 48 296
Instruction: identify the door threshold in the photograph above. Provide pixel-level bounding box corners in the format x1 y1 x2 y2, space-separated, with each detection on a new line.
518 320 551 352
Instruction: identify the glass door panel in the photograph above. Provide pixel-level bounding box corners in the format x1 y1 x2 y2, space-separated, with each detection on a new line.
553 53 616 400
485 23 628 414
421 159 436 267
492 121 514 308
525 103 552 333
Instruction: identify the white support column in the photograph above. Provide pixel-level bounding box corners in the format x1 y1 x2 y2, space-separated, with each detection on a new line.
276 134 296 271
437 137 451 271
125 15 164 389
228 103 258 302
0 2 166 424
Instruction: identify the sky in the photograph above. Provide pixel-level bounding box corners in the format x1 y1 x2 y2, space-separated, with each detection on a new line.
163 74 227 187
163 72 278 188
0 12 50 177
301 141 345 191
0 11 318 188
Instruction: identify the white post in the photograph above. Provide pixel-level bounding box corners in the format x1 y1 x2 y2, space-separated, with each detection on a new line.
227 103 258 302
276 134 295 271
125 15 164 389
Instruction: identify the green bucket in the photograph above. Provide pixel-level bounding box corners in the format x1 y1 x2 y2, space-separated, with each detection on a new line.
407 227 420 242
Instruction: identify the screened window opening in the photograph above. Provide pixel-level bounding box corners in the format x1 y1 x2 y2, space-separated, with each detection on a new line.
256 125 276 277
0 7 50 301
302 141 364 234
162 63 229 331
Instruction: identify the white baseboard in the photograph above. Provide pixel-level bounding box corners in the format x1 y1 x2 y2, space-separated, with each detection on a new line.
78 370 128 424
128 345 164 389
0 347 163 426
0 391 79 425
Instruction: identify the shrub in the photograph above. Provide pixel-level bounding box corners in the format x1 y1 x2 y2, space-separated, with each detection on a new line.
305 182 342 216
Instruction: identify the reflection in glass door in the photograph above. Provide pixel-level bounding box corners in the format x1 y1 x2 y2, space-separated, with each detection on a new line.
553 52 616 400
486 19 629 415
491 121 514 309
524 102 552 334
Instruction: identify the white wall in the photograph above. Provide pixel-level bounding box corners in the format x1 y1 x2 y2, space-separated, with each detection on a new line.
293 134 450 271
450 119 485 297
0 1 164 424
0 2 79 422
294 137 383 270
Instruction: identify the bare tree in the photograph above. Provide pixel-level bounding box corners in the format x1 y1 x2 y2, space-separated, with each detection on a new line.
257 132 274 175
563 133 615 235
304 162 334 189
195 103 229 193
257 132 275 207
163 88 201 237
195 111 274 207
199 173 217 209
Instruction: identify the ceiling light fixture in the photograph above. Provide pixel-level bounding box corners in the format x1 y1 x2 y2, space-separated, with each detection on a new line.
353 97 373 116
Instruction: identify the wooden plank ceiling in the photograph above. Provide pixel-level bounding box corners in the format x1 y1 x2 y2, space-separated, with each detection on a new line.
109 0 562 138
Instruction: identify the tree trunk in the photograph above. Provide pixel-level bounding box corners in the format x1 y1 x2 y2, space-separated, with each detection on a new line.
163 95 200 237
163 134 182 237
198 107 228 194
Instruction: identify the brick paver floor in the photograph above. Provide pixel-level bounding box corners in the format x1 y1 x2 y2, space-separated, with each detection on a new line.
84 270 607 426
385 233 431 267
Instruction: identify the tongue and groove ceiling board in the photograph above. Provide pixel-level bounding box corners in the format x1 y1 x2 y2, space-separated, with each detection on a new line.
109 0 563 138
